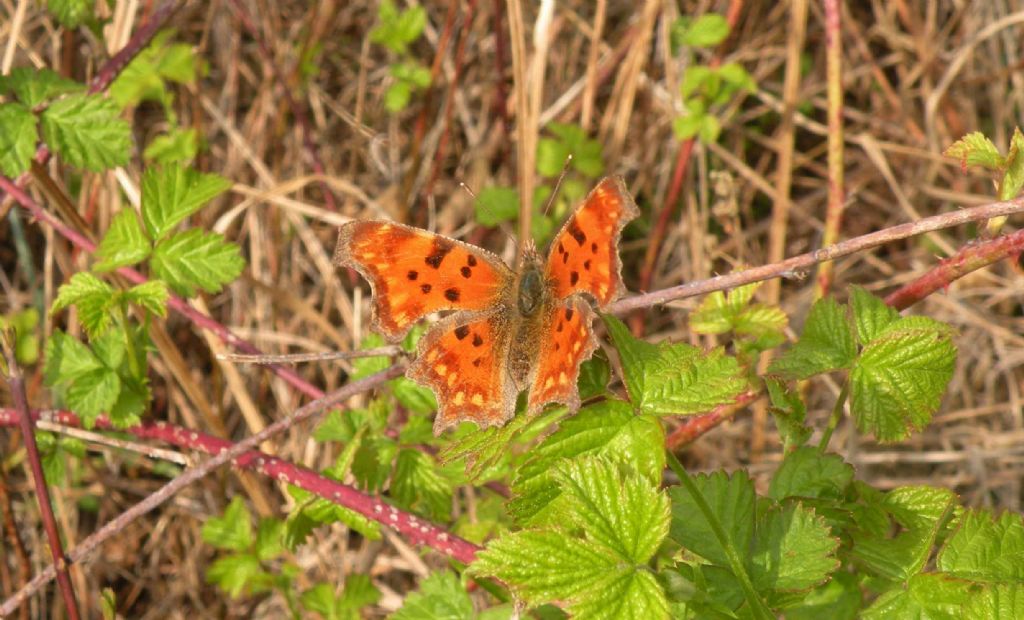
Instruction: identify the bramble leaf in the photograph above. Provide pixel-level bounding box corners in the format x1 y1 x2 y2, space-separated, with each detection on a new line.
141 165 232 240
604 315 746 415
944 131 1004 171
40 93 130 171
750 502 840 592
66 367 120 426
371 0 426 55
769 447 854 501
0 67 83 108
151 228 245 297
765 378 812 450
205 554 261 599
47 0 93 28
937 509 1024 582
672 14 730 48
144 127 199 165
474 186 519 226
962 584 1024 619
43 330 101 384
391 449 453 522
862 573 973 620
202 497 253 552
769 297 856 379
1000 127 1024 201
849 286 899 345
669 470 755 567
122 281 169 318
850 316 956 441
94 209 152 271
51 272 116 336
391 572 472 620
0 103 38 177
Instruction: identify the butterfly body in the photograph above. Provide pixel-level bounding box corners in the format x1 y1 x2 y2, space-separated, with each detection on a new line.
335 177 638 434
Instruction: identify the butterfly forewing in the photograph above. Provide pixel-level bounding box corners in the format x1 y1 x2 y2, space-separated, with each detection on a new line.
335 221 514 340
545 176 639 307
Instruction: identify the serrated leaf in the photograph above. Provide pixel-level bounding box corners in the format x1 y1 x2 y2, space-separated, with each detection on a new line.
144 127 199 165
851 486 958 581
850 286 899 345
770 297 856 379
391 449 452 521
43 330 101 384
254 518 284 561
537 137 571 177
769 447 854 501
391 376 437 414
0 103 38 177
1 67 84 108
577 355 611 400
66 367 120 426
673 113 703 140
555 457 670 563
669 471 755 567
40 93 130 171
151 228 245 296
202 497 253 552
286 486 382 546
784 570 861 620
750 502 839 592
206 553 261 598
51 272 117 336
862 573 973 620
944 131 1004 171
850 317 956 441
107 376 147 428
141 165 232 240
475 186 519 226
391 571 473 620
122 280 169 317
472 531 668 619
604 315 746 415
95 209 152 271
510 401 664 524
47 0 93 28
937 509 1024 583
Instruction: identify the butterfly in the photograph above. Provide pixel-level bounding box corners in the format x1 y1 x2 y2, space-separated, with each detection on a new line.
334 176 639 435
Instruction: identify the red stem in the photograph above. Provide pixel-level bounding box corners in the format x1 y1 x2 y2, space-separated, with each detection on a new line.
1 346 80 619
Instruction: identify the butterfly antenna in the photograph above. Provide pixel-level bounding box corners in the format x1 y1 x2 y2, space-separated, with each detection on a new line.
542 153 574 218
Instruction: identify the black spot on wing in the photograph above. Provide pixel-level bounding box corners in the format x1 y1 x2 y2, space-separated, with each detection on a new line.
467 255 477 267
461 266 472 278
444 288 460 302
570 271 579 285
568 220 587 246
584 259 591 271
407 270 418 280
591 242 598 253
420 284 432 294
454 325 470 340
425 239 455 269
565 308 574 321
472 334 483 347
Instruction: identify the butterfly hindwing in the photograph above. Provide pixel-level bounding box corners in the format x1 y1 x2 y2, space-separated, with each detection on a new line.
335 221 514 340
408 310 518 434
527 298 598 414
545 176 639 307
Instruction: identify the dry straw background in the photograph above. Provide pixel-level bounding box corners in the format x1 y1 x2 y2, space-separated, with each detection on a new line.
2 0 1024 616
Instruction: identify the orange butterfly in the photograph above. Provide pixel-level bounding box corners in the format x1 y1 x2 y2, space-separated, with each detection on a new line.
334 177 639 434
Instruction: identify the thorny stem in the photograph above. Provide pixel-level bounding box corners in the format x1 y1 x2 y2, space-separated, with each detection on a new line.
0 333 81 620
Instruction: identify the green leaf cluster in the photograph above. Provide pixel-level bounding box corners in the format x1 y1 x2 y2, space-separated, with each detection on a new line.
371 0 430 112
0 68 129 176
770 287 957 441
691 279 787 359
944 128 1024 202
537 122 605 178
0 308 41 365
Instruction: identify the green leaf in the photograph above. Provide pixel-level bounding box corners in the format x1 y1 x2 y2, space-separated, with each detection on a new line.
206 553 261 598
1000 127 1024 201
669 470 755 567
254 518 284 561
510 401 664 524
286 485 382 546
40 93 131 171
768 447 854 501
849 286 899 345
107 376 147 428
51 272 117 336
698 114 721 143
391 376 437 414
673 113 704 140
122 281 169 317
384 81 412 112
391 61 431 89
769 297 856 379
94 209 152 271
1 308 40 365
202 497 254 552
784 571 861 620
851 486 958 581
391 449 452 521
0 103 38 177
718 63 756 93
44 330 102 384
691 280 786 341
144 127 199 165
604 315 746 416
963 584 1024 619
675 14 730 48
577 355 611 400
537 137 571 177
47 0 93 28
944 131 1004 171
937 509 1024 583
475 186 519 226
66 367 120 426
554 457 670 563
766 379 812 450
750 502 839 592
850 316 956 441
372 1 426 54
472 531 668 619
1 67 84 108
151 228 245 297
391 571 473 620
141 165 232 240
110 30 198 108
862 573 974 620
680 66 713 100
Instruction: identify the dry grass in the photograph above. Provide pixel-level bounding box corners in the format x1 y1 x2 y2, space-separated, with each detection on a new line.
2 0 1024 616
